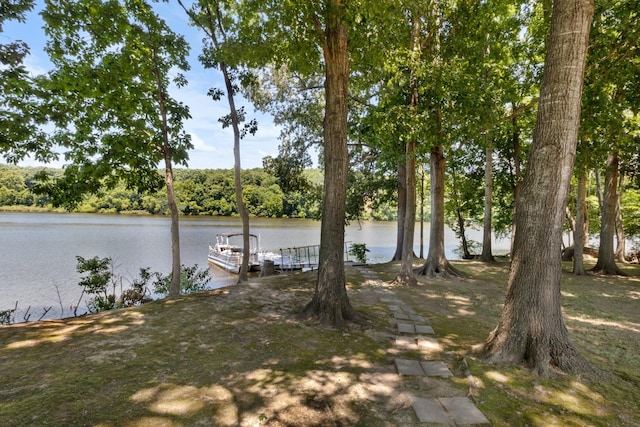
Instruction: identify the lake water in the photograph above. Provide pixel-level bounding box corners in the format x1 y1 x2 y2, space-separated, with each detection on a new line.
0 212 508 321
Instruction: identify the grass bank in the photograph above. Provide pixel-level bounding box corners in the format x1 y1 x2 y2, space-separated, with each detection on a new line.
1 261 638 426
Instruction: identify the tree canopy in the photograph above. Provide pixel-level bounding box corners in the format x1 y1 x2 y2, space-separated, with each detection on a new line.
0 0 55 164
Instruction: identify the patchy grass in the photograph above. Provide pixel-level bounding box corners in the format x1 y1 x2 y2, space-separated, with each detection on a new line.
1 261 639 426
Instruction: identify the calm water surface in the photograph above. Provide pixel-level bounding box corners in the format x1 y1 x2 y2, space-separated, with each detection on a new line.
0 212 506 321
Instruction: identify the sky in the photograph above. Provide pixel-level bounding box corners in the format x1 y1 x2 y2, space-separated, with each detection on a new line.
3 1 284 170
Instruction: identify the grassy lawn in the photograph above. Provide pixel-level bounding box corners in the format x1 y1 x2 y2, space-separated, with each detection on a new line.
1 260 638 426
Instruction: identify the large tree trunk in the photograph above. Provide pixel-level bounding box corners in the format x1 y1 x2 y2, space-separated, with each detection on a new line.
591 152 624 275
394 138 418 286
416 145 461 277
392 161 407 261
480 135 494 262
302 0 355 328
510 112 522 257
483 0 595 377
573 165 588 275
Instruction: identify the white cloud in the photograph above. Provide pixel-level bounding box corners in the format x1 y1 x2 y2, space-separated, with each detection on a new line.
189 132 216 153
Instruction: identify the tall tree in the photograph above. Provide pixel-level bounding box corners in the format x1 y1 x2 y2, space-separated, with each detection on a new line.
0 0 54 164
452 1 537 262
591 152 625 275
415 0 525 276
415 1 462 278
301 0 356 326
178 0 257 282
40 0 192 296
445 150 484 259
483 0 595 377
418 145 462 276
580 0 640 272
394 12 422 286
227 0 362 327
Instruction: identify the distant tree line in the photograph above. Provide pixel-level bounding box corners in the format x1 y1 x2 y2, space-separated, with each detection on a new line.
0 164 400 220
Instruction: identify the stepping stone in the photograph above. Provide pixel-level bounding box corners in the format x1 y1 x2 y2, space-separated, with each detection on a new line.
395 336 418 350
408 314 427 323
387 304 405 313
411 397 453 425
420 361 453 378
395 358 425 376
439 397 490 425
417 336 443 351
394 312 411 320
415 324 435 334
397 323 416 334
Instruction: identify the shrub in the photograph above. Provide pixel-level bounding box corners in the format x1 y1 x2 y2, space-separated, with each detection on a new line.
349 243 370 264
152 264 211 297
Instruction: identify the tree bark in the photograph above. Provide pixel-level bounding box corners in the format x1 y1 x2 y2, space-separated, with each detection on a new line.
394 138 418 286
615 174 627 263
480 134 494 262
199 3 252 282
302 0 355 328
416 145 461 277
573 165 587 275
182 2 253 281
392 161 407 261
164 161 182 297
150 41 181 297
591 152 624 275
394 15 420 287
419 165 425 259
483 0 595 377
510 111 522 257
456 208 472 259
220 59 252 282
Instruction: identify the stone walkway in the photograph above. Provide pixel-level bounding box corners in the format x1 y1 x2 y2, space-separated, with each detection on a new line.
357 266 489 426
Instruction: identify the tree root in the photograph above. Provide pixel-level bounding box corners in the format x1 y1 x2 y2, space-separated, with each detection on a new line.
415 258 467 278
590 264 627 276
391 271 417 286
300 294 357 330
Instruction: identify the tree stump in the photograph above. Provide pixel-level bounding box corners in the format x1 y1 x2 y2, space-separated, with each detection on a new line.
260 260 275 277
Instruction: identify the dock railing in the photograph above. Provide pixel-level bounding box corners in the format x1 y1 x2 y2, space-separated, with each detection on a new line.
276 241 353 272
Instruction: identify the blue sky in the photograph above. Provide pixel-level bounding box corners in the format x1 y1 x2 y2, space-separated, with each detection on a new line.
3 1 283 170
